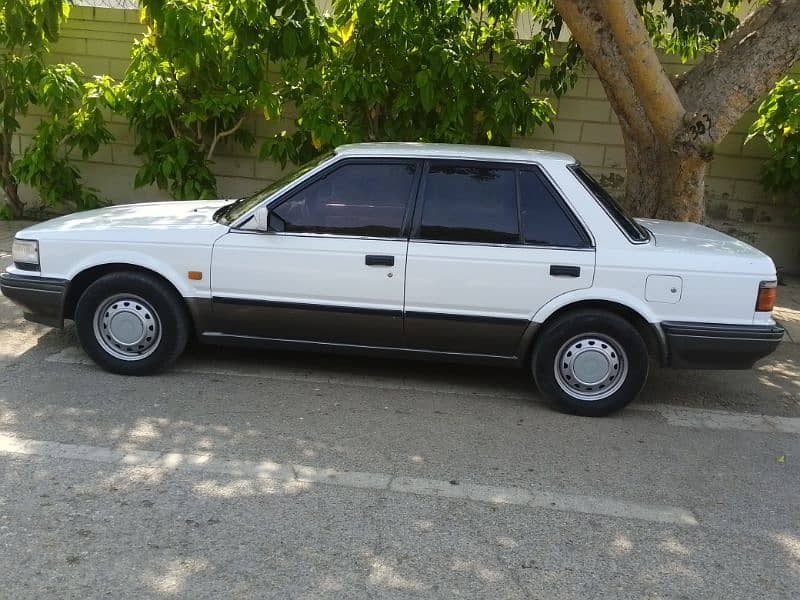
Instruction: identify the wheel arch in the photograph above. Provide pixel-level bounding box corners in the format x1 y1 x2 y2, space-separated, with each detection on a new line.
64 263 189 323
525 299 667 366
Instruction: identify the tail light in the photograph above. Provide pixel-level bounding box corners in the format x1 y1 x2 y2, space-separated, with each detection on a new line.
755 280 777 312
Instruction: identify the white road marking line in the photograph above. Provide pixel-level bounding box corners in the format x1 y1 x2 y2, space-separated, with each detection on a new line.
636 404 800 435
0 432 698 526
46 347 800 435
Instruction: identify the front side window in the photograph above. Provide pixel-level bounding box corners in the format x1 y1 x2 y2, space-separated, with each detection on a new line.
519 170 588 247
417 164 518 244
216 151 334 225
271 161 417 237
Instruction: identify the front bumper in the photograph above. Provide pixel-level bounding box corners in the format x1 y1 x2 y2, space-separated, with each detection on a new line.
662 321 784 369
0 272 68 328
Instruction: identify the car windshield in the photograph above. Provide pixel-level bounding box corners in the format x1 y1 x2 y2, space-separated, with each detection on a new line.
213 151 335 226
569 165 650 243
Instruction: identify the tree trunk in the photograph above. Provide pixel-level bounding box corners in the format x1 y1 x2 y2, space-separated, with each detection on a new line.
0 136 23 219
623 138 709 222
554 0 800 223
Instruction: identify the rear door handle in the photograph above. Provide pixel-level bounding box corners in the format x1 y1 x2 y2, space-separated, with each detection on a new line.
550 265 580 277
365 255 394 267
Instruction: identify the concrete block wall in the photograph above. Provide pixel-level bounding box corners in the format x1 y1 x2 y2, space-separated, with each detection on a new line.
13 5 800 272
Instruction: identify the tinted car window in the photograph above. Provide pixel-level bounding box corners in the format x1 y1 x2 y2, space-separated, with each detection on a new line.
519 170 587 247
271 162 416 237
570 165 649 242
418 164 518 244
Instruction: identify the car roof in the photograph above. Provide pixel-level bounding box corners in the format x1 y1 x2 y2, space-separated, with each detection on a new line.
334 142 575 165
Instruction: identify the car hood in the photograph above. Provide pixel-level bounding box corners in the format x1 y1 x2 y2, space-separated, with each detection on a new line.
21 200 231 236
637 218 771 260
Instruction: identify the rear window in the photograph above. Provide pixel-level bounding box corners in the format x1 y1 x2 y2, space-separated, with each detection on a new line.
570 165 650 243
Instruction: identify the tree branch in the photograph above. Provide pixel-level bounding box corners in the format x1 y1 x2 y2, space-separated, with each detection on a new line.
206 115 245 160
678 0 800 142
553 0 653 144
595 0 684 143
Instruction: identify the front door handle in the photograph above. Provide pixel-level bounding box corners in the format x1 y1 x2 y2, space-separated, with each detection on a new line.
365 255 394 267
550 265 580 277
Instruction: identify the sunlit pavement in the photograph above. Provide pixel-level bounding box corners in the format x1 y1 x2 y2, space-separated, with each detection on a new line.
1 249 799 598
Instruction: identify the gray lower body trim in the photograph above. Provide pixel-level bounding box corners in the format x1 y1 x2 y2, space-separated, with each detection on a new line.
662 321 784 369
199 332 520 367
188 296 531 365
0 272 68 328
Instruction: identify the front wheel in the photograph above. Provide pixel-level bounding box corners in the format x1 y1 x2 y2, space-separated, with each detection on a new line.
74 271 189 375
532 310 649 416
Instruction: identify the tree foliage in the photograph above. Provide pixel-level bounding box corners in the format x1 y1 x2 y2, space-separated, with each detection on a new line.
264 0 563 166
0 0 112 219
749 76 800 199
115 0 326 199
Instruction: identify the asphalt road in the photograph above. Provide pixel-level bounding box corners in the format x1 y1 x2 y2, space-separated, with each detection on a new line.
1 256 799 599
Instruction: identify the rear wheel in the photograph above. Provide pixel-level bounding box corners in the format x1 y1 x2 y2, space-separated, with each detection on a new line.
74 271 189 375
532 310 649 416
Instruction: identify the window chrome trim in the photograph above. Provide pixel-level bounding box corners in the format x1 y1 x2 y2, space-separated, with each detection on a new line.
408 238 596 252
228 225 595 251
226 228 409 243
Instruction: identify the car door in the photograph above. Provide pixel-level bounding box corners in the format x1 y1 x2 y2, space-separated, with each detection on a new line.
404 161 596 357
210 159 420 347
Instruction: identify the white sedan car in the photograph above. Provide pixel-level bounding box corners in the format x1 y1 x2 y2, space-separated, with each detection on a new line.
1 143 784 415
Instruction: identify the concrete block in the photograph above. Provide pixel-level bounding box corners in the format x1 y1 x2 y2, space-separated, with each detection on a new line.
124 9 143 24
554 142 604 167
529 120 583 143
730 111 757 135
586 78 607 99
108 58 132 79
254 159 291 181
581 122 623 145
61 18 144 36
715 133 745 156
47 54 110 76
52 37 87 55
216 176 264 199
87 39 134 60
603 146 626 169
67 6 95 20
92 7 128 23
709 156 765 181
211 155 256 179
15 114 43 135
563 77 589 98
740 136 773 160
111 144 141 167
85 144 114 165
555 98 611 123
732 180 771 204
63 27 142 43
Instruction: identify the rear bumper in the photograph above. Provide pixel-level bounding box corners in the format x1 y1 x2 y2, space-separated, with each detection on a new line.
662 321 784 369
0 272 68 328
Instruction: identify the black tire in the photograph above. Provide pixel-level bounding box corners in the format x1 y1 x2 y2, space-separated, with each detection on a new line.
531 310 649 417
74 271 189 375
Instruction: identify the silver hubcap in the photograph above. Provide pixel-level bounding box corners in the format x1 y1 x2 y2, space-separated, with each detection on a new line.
554 334 628 401
93 294 162 361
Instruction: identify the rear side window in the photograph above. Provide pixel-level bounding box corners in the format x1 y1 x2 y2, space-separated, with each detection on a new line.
519 170 588 247
417 164 518 244
570 165 649 243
